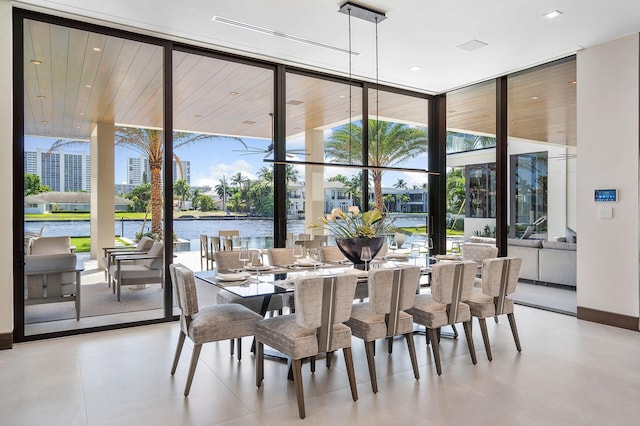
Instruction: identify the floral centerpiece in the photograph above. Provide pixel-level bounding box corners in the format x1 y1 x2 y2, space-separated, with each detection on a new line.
310 206 394 269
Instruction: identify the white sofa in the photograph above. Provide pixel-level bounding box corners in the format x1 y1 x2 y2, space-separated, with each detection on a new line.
469 236 577 287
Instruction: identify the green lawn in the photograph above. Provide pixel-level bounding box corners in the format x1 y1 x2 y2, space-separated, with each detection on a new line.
70 236 132 253
26 212 148 221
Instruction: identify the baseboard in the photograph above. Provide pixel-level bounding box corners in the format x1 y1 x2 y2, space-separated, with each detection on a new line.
0 332 13 350
577 307 639 331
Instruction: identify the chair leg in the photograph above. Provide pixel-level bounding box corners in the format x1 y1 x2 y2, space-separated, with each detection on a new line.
387 336 394 354
405 333 420 380
428 328 442 375
451 324 458 338
256 341 264 387
507 313 522 352
310 356 316 373
343 347 358 401
292 358 306 419
230 338 234 357
364 340 378 393
171 331 186 375
462 321 477 365
494 315 499 324
326 351 333 369
184 343 202 396
478 317 492 361
237 338 242 361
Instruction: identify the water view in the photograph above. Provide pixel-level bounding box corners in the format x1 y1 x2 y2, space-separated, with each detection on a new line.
26 215 429 250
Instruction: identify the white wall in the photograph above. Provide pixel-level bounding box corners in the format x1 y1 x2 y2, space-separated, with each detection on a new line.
0 0 13 337
577 34 640 318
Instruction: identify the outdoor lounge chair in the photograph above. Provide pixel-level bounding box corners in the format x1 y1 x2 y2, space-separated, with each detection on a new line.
109 241 164 301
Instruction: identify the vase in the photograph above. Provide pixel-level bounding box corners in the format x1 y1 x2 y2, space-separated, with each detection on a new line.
335 236 385 270
393 232 406 249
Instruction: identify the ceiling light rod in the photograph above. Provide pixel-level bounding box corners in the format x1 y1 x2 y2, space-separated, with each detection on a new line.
212 16 359 55
338 2 387 23
264 159 438 175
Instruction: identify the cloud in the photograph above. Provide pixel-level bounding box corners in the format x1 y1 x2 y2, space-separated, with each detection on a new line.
195 159 257 187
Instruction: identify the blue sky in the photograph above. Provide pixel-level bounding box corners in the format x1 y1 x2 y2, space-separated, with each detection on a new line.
25 133 429 189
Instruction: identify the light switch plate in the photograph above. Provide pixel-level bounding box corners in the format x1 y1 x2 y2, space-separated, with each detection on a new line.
598 206 613 219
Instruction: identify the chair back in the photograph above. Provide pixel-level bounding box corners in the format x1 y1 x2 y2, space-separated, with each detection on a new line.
169 264 199 317
313 235 328 246
215 249 260 270
481 257 522 315
297 233 310 241
318 246 346 263
267 248 295 267
368 266 421 336
136 236 155 251
461 243 498 265
294 274 357 353
431 261 477 324
295 239 322 257
137 242 164 270
200 234 209 256
209 236 221 253
219 230 240 251
30 236 71 254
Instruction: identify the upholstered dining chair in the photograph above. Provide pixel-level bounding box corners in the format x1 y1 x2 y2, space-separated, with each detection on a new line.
318 246 347 263
266 247 295 267
255 274 358 419
463 257 523 361
214 249 284 358
169 264 261 396
345 265 422 393
406 260 478 375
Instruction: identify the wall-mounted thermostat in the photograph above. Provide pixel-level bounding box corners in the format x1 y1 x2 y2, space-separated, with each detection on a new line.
594 189 617 202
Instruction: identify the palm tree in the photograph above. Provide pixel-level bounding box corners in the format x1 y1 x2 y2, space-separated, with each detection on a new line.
325 120 427 211
393 178 408 189
50 127 239 236
446 131 496 153
173 179 191 210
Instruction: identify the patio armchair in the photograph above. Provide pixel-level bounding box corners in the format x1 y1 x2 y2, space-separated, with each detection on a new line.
109 241 164 301
24 252 82 320
102 236 155 284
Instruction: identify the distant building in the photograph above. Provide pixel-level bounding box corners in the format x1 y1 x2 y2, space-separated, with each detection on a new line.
24 192 132 214
127 156 190 185
24 148 90 192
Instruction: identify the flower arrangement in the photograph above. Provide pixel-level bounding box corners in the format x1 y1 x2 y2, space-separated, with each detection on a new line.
309 206 394 239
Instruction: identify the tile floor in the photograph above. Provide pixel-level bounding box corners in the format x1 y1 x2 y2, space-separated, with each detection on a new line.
3 304 640 425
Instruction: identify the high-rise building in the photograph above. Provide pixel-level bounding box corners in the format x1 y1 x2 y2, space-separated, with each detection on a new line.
127 156 190 186
24 148 90 192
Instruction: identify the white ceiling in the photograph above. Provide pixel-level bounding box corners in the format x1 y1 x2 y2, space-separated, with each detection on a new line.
15 0 640 94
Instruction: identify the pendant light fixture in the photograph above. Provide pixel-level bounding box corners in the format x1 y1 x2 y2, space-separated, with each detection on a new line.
264 2 436 176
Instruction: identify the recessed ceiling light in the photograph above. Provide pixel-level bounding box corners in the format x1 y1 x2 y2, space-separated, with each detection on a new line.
242 120 256 125
92 47 102 52
76 126 81 129
30 60 42 65
543 10 563 19
569 80 577 85
287 100 304 106
339 95 345 99
409 66 422 72
41 120 48 124
194 114 202 118
531 96 539 100
37 95 46 100
79 112 85 116
229 91 239 96
457 39 488 52
85 85 92 88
